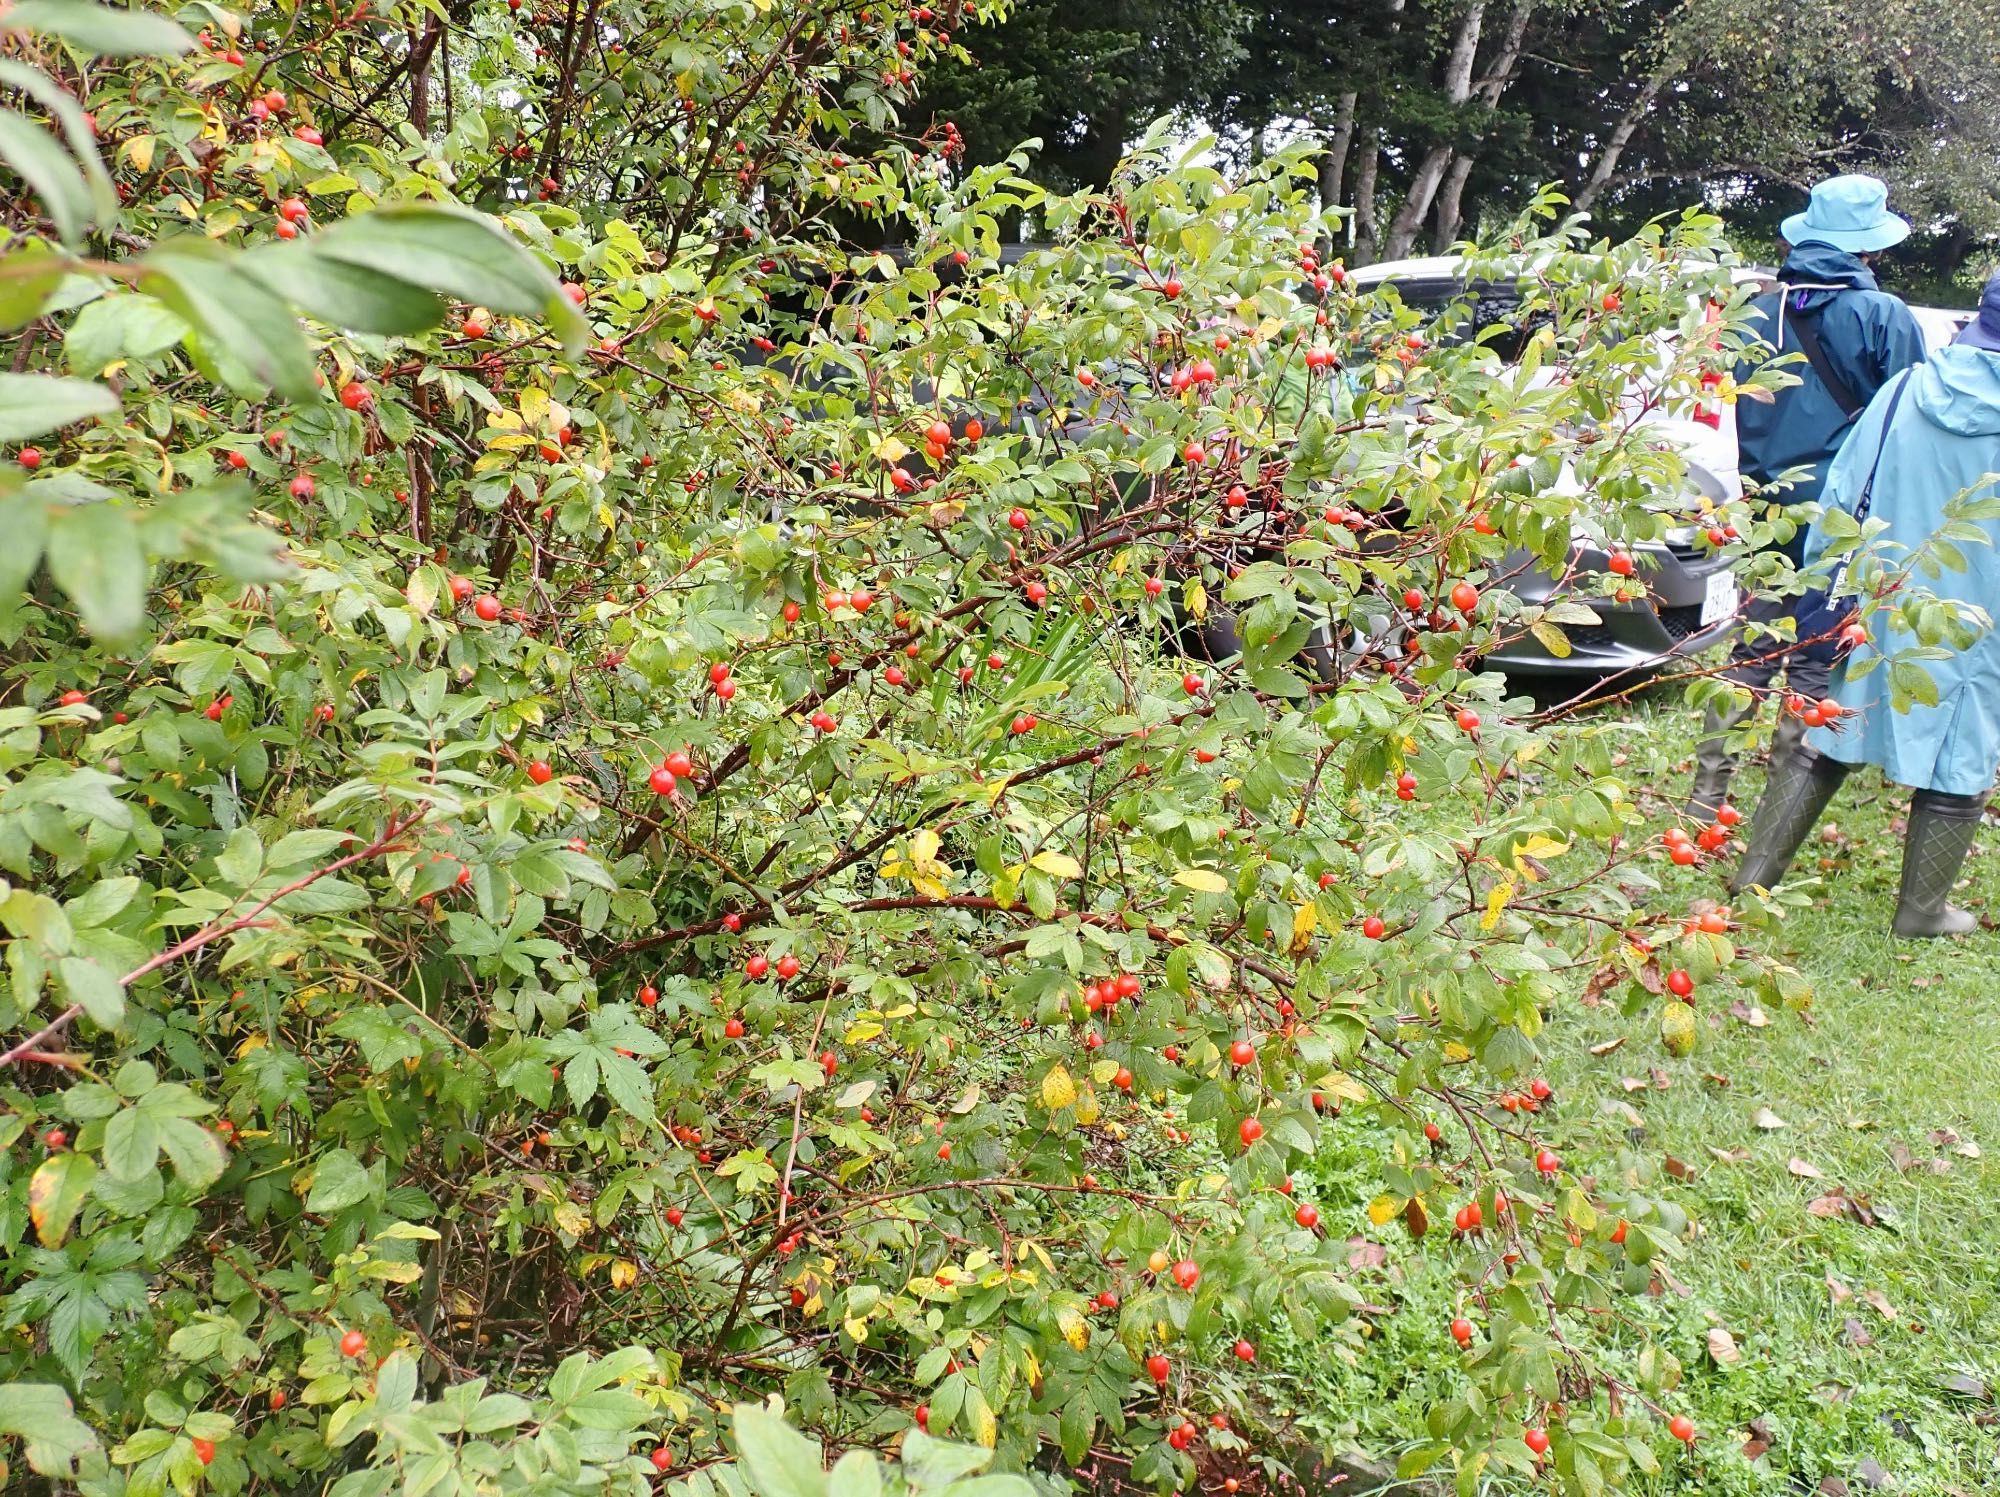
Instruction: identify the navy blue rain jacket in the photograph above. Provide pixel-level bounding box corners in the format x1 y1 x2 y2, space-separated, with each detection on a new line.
1734 243 1927 544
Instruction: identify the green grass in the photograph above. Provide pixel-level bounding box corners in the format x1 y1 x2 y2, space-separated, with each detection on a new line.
1275 695 2000 1494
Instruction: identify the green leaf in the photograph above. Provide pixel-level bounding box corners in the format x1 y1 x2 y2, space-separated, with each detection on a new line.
56 954 125 1027
306 1147 373 1214
138 242 319 402
3 0 196 56
102 1104 160 1181
828 1451 882 1497
0 106 92 245
899 1430 993 1487
0 476 46 601
0 370 117 441
45 499 148 640
0 241 73 331
240 243 447 336
309 204 586 352
157 1117 226 1189
732 1403 828 1497
0 1383 99 1476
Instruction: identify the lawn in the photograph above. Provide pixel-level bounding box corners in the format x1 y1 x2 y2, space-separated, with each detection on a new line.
1272 691 2000 1495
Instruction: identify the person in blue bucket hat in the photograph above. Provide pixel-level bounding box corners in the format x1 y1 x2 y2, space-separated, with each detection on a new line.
1728 270 2000 936
1686 174 1929 817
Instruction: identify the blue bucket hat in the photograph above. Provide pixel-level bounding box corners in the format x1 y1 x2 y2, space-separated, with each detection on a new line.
1781 173 1911 254
1955 272 2000 352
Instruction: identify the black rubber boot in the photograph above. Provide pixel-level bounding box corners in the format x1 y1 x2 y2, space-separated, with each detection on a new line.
1728 746 1851 895
1688 696 1751 820
1893 791 1987 938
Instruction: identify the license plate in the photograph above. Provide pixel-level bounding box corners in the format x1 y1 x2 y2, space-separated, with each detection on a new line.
1700 572 1739 627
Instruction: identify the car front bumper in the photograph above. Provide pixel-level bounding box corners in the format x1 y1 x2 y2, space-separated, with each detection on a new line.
1487 536 1739 676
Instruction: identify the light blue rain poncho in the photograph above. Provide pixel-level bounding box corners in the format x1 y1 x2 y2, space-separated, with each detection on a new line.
1806 343 2000 794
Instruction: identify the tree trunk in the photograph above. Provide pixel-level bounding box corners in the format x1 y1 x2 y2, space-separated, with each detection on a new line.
1350 0 1407 265
1431 152 1475 251
1060 109 1129 191
1425 0 1533 251
1351 130 1383 264
1381 1 1487 261
1573 67 1670 213
1319 91 1358 212
408 21 434 134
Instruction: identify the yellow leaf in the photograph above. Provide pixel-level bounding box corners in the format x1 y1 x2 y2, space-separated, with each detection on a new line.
234 1034 266 1057
971 1401 997 1449
1074 1088 1100 1125
552 1201 590 1237
873 434 909 464
1316 1071 1368 1104
1289 899 1317 956
912 829 942 864
983 774 1013 808
1442 1041 1473 1063
1184 579 1208 621
1041 1065 1078 1111
1366 1193 1402 1227
608 1259 638 1289
484 408 524 431
1482 881 1513 931
1174 868 1229 894
1031 850 1081 878
1055 1303 1092 1351
1661 1001 1698 1057
844 1317 870 1342
518 387 551 426
121 134 155 173
1510 835 1570 879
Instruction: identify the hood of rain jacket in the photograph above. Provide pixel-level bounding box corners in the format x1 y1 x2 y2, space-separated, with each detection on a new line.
1733 244 1928 544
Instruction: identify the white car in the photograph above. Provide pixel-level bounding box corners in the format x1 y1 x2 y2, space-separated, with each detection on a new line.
1348 257 1966 678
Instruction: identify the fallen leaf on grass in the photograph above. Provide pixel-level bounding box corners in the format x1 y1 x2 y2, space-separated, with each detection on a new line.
1704 1071 1733 1088
1818 1479 1850 1497
1708 1146 1751 1164
1347 1238 1388 1270
1706 1326 1742 1365
1827 1275 1852 1305
1664 1155 1697 1180
1650 1068 1673 1090
1806 1189 1881 1226
1753 1107 1788 1130
1587 1036 1627 1057
1938 1373 1990 1402
1889 1141 1918 1172
1729 999 1771 1027
1621 1076 1650 1093
1788 1157 1826 1179
1862 1288 1897 1321
1842 1317 1874 1348
1958 1139 1981 1159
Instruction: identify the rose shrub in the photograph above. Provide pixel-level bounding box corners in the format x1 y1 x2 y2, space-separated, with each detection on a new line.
0 3 1921 1496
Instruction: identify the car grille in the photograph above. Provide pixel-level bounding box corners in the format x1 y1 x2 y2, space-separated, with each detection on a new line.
1660 604 1706 641
1554 623 1617 652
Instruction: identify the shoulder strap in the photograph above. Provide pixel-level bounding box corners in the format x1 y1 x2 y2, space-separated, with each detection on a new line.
1789 298 1865 420
1852 370 1913 522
